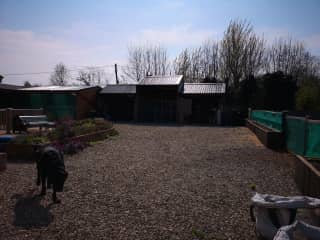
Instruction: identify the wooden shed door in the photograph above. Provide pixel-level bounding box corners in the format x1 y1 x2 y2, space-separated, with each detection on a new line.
140 97 176 122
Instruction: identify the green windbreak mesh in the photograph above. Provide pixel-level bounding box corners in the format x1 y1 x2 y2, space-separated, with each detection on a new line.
27 93 75 120
250 110 320 159
251 110 283 131
305 121 320 158
30 94 45 108
285 117 306 155
45 94 75 120
46 106 75 120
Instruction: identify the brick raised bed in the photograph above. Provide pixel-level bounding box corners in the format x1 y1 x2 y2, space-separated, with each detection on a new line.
246 119 284 149
0 152 7 172
65 128 116 143
4 128 115 162
5 143 35 162
294 154 320 198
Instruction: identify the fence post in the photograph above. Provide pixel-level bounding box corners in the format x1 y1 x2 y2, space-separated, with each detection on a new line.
303 115 310 157
281 111 288 131
281 111 288 148
6 108 12 134
248 108 252 120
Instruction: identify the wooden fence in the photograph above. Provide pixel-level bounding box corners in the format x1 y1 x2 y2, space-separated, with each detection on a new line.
294 155 320 198
0 109 6 131
0 108 43 133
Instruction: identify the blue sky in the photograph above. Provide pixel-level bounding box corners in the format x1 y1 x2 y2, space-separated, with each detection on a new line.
1 0 320 85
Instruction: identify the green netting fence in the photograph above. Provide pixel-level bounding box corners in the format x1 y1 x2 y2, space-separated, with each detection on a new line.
251 110 283 131
27 93 76 120
285 116 306 156
250 110 320 159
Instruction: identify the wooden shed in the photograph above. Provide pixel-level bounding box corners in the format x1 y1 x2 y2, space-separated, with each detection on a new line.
99 85 136 121
135 75 184 122
100 75 226 124
0 83 22 108
17 86 100 120
182 83 226 124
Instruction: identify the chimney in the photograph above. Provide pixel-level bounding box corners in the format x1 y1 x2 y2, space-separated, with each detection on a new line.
114 64 119 84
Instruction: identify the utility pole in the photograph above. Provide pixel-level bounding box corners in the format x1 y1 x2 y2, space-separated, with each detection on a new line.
114 64 119 84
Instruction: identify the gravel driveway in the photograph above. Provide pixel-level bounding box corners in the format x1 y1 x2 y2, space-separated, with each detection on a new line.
0 124 300 239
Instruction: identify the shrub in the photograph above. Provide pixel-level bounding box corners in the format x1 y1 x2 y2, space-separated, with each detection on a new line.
73 121 96 136
48 119 75 142
50 141 89 155
12 135 49 145
296 79 320 111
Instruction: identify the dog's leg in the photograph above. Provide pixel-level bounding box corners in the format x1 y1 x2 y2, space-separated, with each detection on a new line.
40 174 47 196
52 189 61 204
36 161 41 186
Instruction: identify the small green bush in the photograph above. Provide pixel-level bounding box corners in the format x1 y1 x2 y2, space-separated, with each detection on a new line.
12 135 49 145
48 118 114 142
296 80 320 111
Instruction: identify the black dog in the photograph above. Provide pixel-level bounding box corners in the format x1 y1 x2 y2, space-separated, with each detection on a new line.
34 146 68 203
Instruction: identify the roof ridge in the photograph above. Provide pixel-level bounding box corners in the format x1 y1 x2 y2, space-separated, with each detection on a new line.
184 82 224 85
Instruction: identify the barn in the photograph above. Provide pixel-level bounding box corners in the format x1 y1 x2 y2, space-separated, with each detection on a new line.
100 75 226 124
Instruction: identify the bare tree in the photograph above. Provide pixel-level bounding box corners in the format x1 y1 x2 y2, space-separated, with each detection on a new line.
174 40 219 82
23 81 32 87
219 20 265 89
77 68 107 86
50 63 69 86
173 49 191 80
265 37 320 80
201 40 219 81
124 44 170 82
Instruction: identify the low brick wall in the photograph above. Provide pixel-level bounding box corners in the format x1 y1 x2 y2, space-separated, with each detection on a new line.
65 128 116 143
246 119 284 149
0 152 7 172
294 155 320 198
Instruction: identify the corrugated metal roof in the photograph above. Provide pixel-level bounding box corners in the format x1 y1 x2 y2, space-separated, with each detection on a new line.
0 83 22 90
183 83 226 95
139 75 183 85
19 85 99 92
100 85 136 94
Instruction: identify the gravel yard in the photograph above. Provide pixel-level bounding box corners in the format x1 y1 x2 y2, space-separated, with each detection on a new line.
0 124 301 239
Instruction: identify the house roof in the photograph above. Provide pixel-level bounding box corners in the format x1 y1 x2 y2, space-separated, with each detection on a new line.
139 75 183 85
183 83 226 95
19 85 99 92
100 84 136 94
0 83 22 90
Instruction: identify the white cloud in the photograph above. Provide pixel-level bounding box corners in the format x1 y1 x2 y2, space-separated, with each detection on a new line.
303 34 320 54
0 29 126 85
256 27 292 45
256 27 320 55
131 25 218 48
0 25 220 85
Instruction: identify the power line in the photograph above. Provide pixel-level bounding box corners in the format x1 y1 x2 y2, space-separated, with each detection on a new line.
2 64 118 76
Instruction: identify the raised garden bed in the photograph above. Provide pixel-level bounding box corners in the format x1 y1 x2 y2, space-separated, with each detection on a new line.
0 152 7 172
294 154 320 198
4 128 116 162
246 119 284 149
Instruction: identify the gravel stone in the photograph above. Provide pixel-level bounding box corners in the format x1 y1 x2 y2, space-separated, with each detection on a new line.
0 124 301 239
